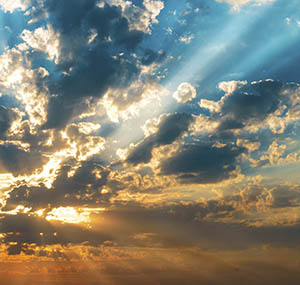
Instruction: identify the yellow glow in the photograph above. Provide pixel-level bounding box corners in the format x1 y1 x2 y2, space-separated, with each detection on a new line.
35 209 45 217
46 207 105 224
101 83 167 123
24 144 78 188
101 187 110 194
6 69 23 86
46 207 89 224
0 173 15 189
24 155 64 189
10 129 104 189
77 122 101 135
0 205 32 215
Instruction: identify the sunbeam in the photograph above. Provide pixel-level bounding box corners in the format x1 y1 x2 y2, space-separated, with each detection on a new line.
1 0 300 284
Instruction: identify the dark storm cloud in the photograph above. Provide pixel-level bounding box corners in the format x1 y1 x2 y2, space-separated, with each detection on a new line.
160 143 245 183
126 113 194 165
0 144 46 176
28 0 150 128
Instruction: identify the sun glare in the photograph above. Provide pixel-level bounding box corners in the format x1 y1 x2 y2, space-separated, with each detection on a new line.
45 207 105 225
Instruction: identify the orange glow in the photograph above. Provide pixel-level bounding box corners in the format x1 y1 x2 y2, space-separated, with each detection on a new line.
46 207 105 224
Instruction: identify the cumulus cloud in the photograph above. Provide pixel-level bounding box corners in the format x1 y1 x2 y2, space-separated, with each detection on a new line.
160 143 245 184
0 47 50 128
126 113 194 165
0 0 29 13
0 213 111 251
8 159 109 208
20 26 59 62
0 106 20 139
173 82 197 104
1 2 300 281
108 0 164 34
9 0 166 129
0 144 46 176
199 80 300 133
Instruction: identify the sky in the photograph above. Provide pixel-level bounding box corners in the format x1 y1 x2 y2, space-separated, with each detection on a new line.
0 0 300 284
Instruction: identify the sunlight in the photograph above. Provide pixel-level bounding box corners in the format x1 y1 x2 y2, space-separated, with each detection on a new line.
46 207 90 224
106 5 272 153
34 208 45 217
233 31 299 77
46 207 105 225
0 205 32 215
0 173 15 189
166 5 271 90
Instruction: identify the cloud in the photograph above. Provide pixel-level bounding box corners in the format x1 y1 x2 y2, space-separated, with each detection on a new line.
0 144 46 176
141 49 166 66
3 159 110 210
160 143 245 184
126 113 194 165
179 34 195 44
199 80 300 133
173 82 197 104
108 0 164 34
0 213 111 249
0 47 50 128
21 0 161 129
0 106 20 139
1 2 300 282
20 26 59 62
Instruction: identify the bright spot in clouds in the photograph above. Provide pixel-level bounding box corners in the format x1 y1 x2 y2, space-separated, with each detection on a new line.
173 82 197 104
46 207 105 224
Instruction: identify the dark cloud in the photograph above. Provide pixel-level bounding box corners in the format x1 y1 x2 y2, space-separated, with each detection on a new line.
3 184 51 211
2 181 300 256
3 159 110 210
29 0 150 129
223 81 282 116
127 113 194 165
94 201 300 249
160 143 245 183
0 105 19 138
1 2 300 283
270 185 300 208
0 144 46 176
0 213 112 251
141 49 166 66
217 117 244 131
215 80 287 131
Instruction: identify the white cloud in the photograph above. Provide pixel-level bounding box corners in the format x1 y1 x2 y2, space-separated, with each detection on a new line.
179 34 195 44
107 0 164 34
0 47 49 127
20 26 60 62
173 82 197 104
0 0 29 13
199 80 247 113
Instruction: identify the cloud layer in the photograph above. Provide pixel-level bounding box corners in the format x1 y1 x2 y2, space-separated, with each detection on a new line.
0 0 300 284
